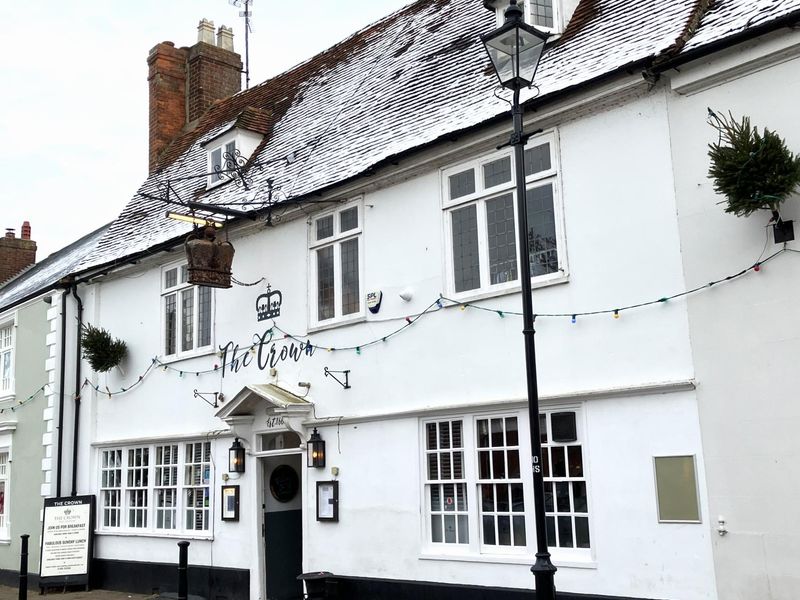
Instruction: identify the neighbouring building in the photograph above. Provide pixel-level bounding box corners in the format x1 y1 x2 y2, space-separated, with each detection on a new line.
0 223 36 285
0 225 108 586
20 1 800 599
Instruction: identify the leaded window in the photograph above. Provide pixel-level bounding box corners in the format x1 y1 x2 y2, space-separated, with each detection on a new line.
443 132 565 298
309 202 363 325
162 264 213 357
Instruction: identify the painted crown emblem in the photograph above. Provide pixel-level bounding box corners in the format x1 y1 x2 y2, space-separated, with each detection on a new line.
256 285 283 321
64 509 72 516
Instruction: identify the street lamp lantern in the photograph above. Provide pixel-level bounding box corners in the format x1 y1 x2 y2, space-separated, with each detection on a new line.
481 0 548 90
482 3 556 599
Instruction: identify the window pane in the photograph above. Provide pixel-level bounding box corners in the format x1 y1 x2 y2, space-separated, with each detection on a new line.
483 515 496 545
551 446 566 477
451 205 480 293
498 515 511 545
316 246 335 321
444 515 457 543
457 515 469 543
198 286 212 347
316 215 333 240
524 142 552 176
491 418 504 447
340 238 360 315
180 265 188 283
477 419 490 448
181 289 194 352
340 207 358 232
164 294 176 355
431 515 443 543
573 481 587 513
211 148 222 181
555 482 570 512
430 486 441 511
479 451 490 479
557 515 573 547
506 417 519 446
492 450 505 479
224 141 236 170
525 184 558 277
654 456 700 522
496 484 509 512
576 516 591 548
481 484 494 512
508 450 520 479
486 194 518 285
568 445 583 477
449 169 475 200
546 516 556 546
511 483 525 511
483 156 512 188
513 516 526 546
426 423 437 450
544 481 554 512
164 268 177 289
428 454 438 480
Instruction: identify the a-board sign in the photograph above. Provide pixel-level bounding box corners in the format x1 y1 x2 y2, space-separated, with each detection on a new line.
39 495 95 588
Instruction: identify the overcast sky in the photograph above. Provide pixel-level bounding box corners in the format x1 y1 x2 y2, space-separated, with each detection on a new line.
0 0 413 260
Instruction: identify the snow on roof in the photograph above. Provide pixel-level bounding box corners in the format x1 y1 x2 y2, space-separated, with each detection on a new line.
682 0 800 53
0 225 110 312
76 0 800 274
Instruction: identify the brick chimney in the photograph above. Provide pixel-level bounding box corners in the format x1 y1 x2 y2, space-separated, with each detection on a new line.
147 20 243 172
0 222 37 283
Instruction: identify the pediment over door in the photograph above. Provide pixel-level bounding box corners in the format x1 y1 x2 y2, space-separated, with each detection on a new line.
216 383 313 424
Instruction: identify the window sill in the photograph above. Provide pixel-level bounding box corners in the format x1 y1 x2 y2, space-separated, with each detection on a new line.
419 552 596 569
446 272 569 305
159 347 216 366
308 313 366 334
0 538 10 546
95 530 214 542
0 393 15 404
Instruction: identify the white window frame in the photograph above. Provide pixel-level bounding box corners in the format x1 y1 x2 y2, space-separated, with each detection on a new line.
98 441 213 537
420 406 592 563
0 318 15 399
494 0 562 33
441 131 567 301
308 199 365 329
0 449 10 540
207 138 238 188
160 262 214 360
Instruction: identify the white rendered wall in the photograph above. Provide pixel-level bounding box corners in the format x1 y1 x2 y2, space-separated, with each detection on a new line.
665 32 800 600
80 89 715 598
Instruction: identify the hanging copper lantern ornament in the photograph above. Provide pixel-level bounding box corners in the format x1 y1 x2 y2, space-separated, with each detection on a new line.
185 226 235 288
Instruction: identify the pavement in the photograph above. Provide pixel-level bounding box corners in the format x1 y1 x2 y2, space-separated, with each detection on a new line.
0 586 157 599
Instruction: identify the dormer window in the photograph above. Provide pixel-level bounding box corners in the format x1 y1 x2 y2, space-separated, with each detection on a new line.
202 116 267 189
489 0 574 33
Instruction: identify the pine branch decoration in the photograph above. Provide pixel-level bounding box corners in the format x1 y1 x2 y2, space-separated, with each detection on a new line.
81 324 127 373
707 109 800 218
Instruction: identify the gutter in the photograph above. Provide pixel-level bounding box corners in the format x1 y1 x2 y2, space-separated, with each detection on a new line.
55 287 68 497
70 286 83 497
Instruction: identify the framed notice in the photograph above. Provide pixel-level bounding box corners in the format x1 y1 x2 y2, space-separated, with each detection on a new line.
316 481 339 522
221 485 240 521
39 495 95 588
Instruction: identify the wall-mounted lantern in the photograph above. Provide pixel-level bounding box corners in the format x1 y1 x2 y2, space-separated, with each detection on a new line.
229 438 246 473
307 428 326 468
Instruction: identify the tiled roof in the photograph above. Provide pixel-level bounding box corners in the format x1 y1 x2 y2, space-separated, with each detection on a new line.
0 225 110 312
682 0 800 53
76 0 799 274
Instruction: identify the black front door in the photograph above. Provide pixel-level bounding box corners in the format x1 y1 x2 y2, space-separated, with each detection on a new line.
264 457 303 600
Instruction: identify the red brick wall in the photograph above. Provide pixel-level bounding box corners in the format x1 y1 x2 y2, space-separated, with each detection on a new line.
187 42 243 124
0 235 36 283
148 41 189 173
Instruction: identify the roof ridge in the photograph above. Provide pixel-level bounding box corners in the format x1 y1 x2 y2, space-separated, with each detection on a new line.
656 0 716 63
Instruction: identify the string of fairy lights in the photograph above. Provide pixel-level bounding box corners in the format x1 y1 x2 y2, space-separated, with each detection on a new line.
72 246 793 398
0 383 50 414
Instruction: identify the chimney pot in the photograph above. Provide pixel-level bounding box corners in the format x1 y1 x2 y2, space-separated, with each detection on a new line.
198 19 216 44
21 221 31 240
217 25 235 51
5 229 14 239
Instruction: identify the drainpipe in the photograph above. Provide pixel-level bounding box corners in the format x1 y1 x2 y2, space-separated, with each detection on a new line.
71 286 83 497
55 289 68 498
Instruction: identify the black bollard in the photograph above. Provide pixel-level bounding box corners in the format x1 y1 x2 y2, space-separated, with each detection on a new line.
18 534 29 600
177 541 190 600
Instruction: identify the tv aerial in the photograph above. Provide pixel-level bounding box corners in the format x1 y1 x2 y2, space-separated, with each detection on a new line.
229 0 253 89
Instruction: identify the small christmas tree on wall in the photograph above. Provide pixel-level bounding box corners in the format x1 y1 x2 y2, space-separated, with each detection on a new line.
81 324 127 373
708 109 800 242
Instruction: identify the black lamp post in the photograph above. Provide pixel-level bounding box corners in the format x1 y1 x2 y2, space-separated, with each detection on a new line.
481 2 555 599
229 438 245 473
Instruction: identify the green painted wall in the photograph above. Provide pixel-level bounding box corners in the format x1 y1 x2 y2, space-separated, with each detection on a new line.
0 300 48 572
